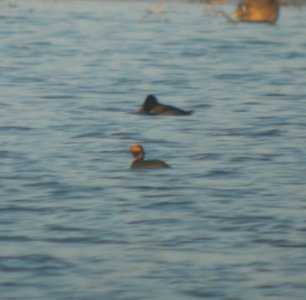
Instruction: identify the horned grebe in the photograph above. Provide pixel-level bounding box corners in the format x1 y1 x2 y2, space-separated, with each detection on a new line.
129 144 170 169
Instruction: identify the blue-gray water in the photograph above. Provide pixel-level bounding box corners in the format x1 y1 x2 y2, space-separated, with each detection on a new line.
1 1 306 299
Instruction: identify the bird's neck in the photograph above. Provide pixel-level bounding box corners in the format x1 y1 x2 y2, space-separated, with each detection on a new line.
133 153 144 161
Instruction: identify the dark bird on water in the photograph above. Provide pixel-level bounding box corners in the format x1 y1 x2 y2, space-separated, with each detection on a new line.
138 94 193 116
129 144 171 169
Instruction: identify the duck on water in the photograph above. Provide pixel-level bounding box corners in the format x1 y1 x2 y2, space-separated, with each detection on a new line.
138 95 193 116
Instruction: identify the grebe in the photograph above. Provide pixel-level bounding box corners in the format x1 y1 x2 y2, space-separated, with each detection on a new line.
129 144 170 169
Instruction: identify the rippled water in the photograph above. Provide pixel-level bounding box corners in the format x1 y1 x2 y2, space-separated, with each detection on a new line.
1 0 306 299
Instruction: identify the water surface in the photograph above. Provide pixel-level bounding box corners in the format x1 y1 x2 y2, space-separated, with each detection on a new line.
0 1 306 299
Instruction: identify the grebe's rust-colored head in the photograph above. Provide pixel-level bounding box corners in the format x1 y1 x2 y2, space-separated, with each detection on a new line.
235 0 279 23
129 144 145 160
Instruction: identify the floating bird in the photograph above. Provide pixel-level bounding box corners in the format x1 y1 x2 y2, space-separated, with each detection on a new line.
129 144 170 169
138 95 193 116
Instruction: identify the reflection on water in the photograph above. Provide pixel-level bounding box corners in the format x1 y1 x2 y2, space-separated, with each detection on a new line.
0 0 306 299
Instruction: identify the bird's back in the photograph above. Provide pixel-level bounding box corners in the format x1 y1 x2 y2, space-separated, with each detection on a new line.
131 159 170 169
